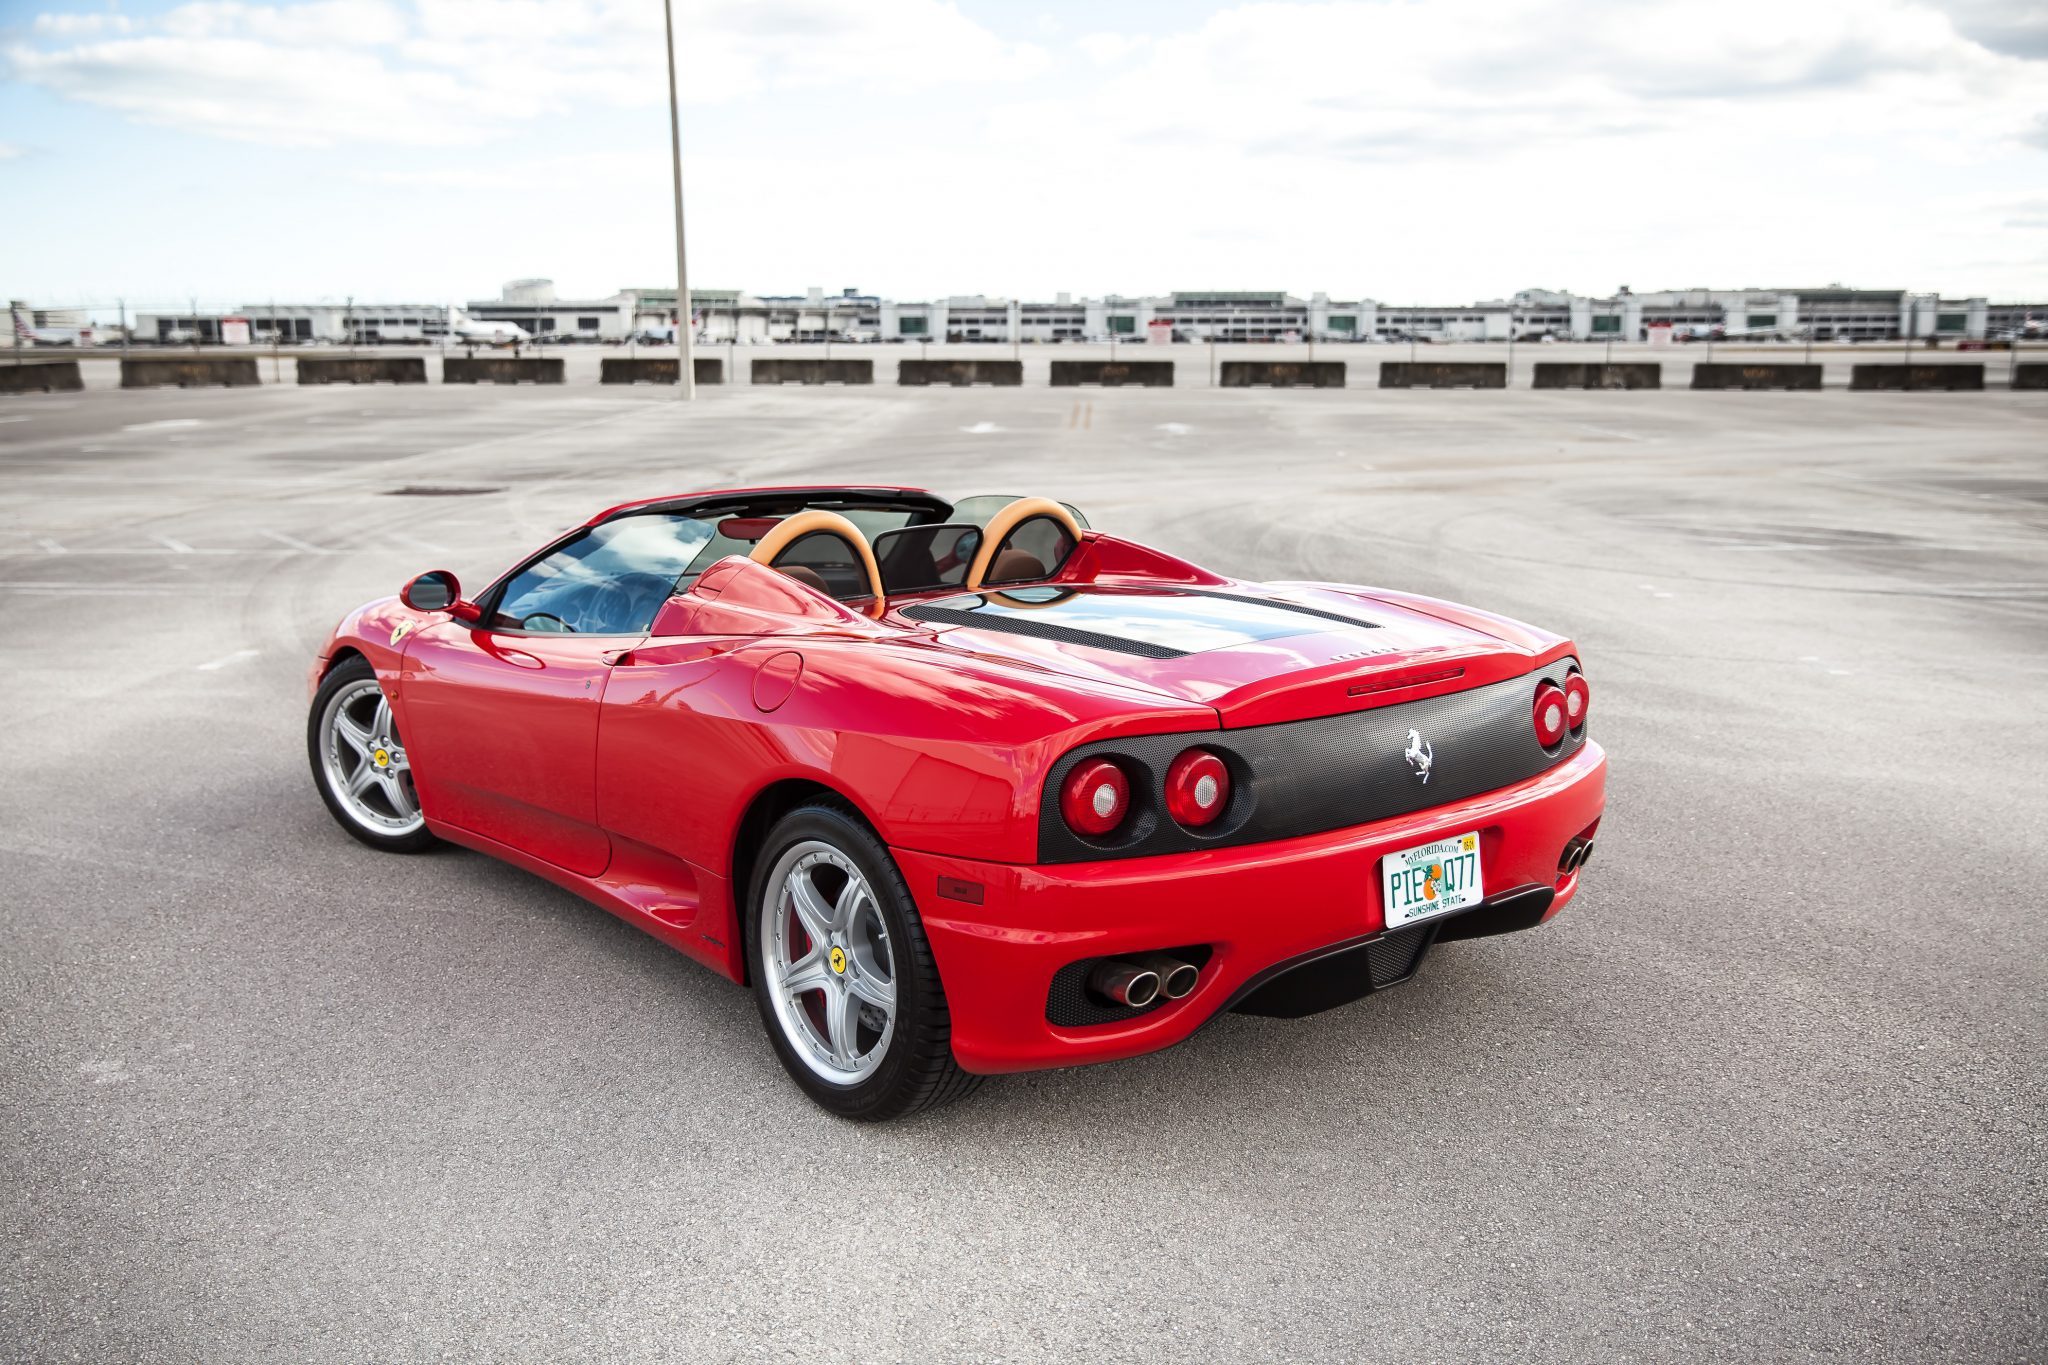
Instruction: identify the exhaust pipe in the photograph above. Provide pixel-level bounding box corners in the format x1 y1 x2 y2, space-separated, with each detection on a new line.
1139 954 1200 1000
1559 840 1586 876
1578 838 1595 868
1088 961 1161 1009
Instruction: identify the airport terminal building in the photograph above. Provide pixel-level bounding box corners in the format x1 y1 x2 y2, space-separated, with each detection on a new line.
132 281 2040 346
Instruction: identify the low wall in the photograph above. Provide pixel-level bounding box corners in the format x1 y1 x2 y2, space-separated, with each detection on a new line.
1848 363 1986 392
599 357 726 385
297 356 427 385
2014 363 2048 391
1048 360 1174 387
1379 362 1506 390
752 358 874 386
898 359 1023 386
442 357 564 384
1531 362 1661 390
1220 361 1345 389
121 356 261 389
1 361 84 394
1689 363 1823 391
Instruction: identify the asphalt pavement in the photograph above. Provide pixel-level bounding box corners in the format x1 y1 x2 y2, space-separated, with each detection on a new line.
2 376 2043 1361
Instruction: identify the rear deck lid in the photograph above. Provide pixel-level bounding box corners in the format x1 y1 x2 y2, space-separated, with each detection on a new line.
895 584 1544 726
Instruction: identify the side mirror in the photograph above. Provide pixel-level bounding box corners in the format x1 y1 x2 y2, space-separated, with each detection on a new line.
401 570 462 612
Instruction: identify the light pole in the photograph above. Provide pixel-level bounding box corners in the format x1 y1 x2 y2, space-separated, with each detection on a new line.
663 0 696 400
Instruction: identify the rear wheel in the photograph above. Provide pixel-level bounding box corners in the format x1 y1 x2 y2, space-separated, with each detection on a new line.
308 656 438 854
745 801 980 1120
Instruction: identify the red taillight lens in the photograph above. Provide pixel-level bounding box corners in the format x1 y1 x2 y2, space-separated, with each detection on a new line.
1564 672 1589 731
1060 758 1130 836
1533 682 1568 747
1165 748 1231 828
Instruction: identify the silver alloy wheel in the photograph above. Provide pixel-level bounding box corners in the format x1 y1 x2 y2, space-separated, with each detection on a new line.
319 677 424 837
760 840 897 1084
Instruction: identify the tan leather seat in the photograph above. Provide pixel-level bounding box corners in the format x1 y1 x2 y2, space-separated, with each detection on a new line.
777 564 829 593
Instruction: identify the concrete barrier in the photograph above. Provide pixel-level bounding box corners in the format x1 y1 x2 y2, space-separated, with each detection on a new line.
443 357 564 385
1 361 84 394
752 358 873 386
121 356 261 389
2014 363 2048 391
1049 360 1174 388
600 357 725 385
1379 362 1505 390
898 359 1023 387
1849 363 1986 392
297 356 427 385
1532 362 1661 390
1221 361 1345 389
1689 363 1823 391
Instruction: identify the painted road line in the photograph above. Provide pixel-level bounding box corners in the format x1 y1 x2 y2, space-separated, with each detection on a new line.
153 536 195 554
196 648 261 672
260 529 333 555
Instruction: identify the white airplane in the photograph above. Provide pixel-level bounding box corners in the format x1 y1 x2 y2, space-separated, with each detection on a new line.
447 308 531 346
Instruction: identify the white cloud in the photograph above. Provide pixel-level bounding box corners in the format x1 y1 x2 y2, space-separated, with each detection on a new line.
7 0 1045 145
1077 32 1148 65
0 142 21 160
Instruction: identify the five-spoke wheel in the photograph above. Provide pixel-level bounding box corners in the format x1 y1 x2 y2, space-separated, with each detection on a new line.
746 801 980 1119
308 656 438 853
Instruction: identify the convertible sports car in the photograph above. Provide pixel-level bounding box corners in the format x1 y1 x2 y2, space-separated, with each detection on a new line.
308 486 1605 1119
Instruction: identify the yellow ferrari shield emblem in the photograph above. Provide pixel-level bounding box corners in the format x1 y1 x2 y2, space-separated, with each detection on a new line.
828 946 848 975
373 748 391 769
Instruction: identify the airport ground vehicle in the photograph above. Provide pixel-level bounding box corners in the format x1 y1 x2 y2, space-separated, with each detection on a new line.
307 487 1606 1119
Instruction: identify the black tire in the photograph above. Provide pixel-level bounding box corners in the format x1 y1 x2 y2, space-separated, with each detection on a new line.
744 800 982 1120
307 655 440 854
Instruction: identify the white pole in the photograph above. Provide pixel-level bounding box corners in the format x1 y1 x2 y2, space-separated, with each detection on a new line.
663 0 695 400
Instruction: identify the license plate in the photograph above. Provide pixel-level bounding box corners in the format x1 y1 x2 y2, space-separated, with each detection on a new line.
1381 831 1484 928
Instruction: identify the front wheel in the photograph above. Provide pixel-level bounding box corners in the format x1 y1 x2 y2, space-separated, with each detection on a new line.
308 656 438 854
745 801 980 1120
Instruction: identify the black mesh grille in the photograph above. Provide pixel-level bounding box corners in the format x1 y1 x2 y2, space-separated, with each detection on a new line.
1179 589 1384 630
1045 946 1214 1029
900 604 1190 659
1046 962 1168 1028
1037 657 1584 862
1364 924 1431 986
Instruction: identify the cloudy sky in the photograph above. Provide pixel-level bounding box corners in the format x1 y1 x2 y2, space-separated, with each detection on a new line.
3 0 2045 309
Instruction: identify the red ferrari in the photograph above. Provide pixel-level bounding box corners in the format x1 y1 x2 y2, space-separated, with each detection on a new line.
308 487 1605 1119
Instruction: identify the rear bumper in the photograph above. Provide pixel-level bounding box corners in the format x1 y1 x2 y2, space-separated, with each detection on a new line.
898 740 1605 1075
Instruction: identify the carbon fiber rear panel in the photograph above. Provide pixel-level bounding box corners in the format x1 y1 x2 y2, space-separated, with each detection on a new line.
1036 658 1583 863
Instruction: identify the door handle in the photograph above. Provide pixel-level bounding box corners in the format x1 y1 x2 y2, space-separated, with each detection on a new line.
602 648 637 667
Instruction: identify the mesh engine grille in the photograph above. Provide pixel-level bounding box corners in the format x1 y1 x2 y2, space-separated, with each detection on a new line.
900 604 1190 659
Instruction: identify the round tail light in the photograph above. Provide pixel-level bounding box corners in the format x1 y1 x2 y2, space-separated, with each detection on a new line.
1165 748 1231 828
1533 682 1568 748
1564 672 1590 732
1060 758 1130 836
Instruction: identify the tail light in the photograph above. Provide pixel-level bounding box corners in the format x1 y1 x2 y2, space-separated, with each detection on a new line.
1061 758 1130 836
1164 748 1230 828
1533 682 1568 748
1564 672 1590 732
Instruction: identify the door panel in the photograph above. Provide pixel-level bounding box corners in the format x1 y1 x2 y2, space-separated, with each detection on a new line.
399 621 619 876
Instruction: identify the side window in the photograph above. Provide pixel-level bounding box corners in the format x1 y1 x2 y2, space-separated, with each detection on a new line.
491 514 711 633
983 516 1077 587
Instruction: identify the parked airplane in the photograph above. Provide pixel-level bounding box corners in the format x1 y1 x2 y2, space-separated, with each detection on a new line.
447 309 531 346
10 304 93 346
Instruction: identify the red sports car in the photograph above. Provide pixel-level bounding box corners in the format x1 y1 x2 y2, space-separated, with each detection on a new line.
308 486 1605 1119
